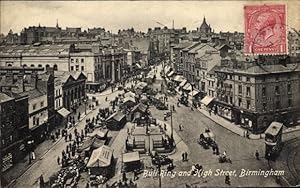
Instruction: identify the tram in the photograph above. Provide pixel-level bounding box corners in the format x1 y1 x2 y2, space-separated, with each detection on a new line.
264 121 283 161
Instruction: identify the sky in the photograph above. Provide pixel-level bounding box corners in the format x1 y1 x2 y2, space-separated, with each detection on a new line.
1 1 299 35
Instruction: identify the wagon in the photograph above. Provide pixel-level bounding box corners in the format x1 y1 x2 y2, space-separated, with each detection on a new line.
197 132 215 149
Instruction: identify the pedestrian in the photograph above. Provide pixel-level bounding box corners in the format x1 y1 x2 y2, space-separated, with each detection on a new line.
209 109 212 116
122 171 127 181
69 133 72 141
39 175 45 188
225 175 230 185
255 150 260 160
182 153 185 161
173 105 175 112
184 152 188 161
133 170 137 181
57 156 60 165
164 123 167 131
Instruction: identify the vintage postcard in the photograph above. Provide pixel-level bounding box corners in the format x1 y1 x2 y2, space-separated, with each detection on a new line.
0 1 299 188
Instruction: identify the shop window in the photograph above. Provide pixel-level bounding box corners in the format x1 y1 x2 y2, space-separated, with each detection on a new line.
276 76 279 81
275 86 280 95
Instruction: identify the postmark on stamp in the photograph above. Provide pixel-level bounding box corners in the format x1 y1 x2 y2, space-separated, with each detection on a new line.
244 4 287 55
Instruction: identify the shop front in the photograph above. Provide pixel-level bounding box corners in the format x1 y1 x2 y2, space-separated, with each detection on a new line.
214 101 233 122
232 107 258 133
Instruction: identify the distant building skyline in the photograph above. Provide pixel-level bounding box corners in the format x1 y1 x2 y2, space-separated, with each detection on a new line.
1 1 299 35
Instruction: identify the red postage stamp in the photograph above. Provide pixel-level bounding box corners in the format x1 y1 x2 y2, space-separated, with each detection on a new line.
244 4 287 55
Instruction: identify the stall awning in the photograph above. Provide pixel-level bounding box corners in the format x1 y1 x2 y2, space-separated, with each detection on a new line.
87 145 113 168
88 129 109 138
123 151 140 163
179 80 187 87
189 89 200 97
173 75 185 82
106 111 125 122
200 96 215 106
57 108 71 118
124 91 136 98
183 83 192 91
167 71 174 77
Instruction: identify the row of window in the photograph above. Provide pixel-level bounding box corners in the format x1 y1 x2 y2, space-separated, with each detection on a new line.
262 98 293 111
70 65 84 71
238 85 251 96
262 84 294 96
71 58 84 63
22 64 58 70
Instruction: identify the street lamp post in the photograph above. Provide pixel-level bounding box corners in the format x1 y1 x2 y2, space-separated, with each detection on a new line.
170 109 174 143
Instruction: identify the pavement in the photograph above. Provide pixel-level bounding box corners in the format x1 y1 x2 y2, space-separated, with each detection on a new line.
3 100 93 187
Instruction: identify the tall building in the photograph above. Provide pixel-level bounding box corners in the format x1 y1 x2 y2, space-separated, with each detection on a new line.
0 92 29 172
214 57 300 133
288 30 300 57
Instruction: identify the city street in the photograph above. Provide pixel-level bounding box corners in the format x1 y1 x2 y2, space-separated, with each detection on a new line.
8 64 300 188
9 87 125 188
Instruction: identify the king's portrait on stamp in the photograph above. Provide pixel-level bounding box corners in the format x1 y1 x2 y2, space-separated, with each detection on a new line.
244 4 287 54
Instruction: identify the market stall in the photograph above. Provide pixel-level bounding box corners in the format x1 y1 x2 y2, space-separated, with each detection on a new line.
105 111 126 130
87 145 114 177
122 152 142 172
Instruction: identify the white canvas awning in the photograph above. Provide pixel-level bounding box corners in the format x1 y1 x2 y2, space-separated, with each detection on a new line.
182 83 192 91
200 96 215 106
173 75 185 82
189 89 200 97
57 108 71 118
167 71 174 77
123 151 140 163
179 80 187 87
87 145 113 168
